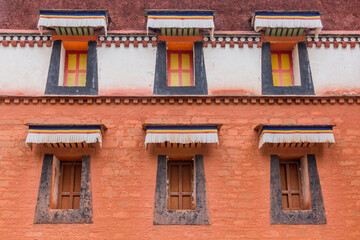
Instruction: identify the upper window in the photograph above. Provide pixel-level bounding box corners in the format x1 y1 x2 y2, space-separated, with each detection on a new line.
45 39 98 95
64 51 88 87
38 9 109 95
271 51 294 87
262 41 314 95
146 10 215 95
167 50 194 87
252 10 323 95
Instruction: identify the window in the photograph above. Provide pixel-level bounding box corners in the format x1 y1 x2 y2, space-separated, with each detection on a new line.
279 159 311 210
167 161 195 210
153 41 208 95
64 51 87 87
45 39 98 95
53 161 82 209
271 51 294 87
270 154 326 224
167 51 194 87
34 155 93 224
153 155 209 225
261 41 315 95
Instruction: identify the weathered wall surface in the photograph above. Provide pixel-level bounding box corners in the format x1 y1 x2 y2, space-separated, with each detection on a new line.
308 46 360 95
0 46 51 95
204 45 262 95
0 100 359 239
2 0 360 31
97 45 157 95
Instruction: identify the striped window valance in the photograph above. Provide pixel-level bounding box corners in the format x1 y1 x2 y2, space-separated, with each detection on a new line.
37 10 109 35
146 10 215 38
256 125 335 149
144 125 220 148
251 11 323 38
25 124 104 149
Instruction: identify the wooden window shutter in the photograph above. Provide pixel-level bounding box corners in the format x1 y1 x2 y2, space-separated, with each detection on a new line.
64 51 87 87
58 162 82 209
280 161 302 210
167 50 194 87
167 161 194 210
271 51 294 87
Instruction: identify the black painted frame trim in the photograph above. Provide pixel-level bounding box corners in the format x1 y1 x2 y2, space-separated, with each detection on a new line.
153 155 210 225
262 42 315 95
34 154 93 224
45 40 98 95
153 42 208 95
270 154 326 224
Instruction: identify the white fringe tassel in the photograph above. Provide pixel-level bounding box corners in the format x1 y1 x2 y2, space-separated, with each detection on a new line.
254 18 322 38
147 19 215 37
259 133 335 149
37 18 108 35
26 133 102 148
147 19 215 29
145 133 219 147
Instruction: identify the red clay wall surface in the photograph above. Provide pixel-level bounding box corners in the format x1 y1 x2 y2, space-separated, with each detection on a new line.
0 99 359 239
1 0 360 31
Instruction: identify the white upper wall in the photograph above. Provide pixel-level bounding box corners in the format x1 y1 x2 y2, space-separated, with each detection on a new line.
204 45 262 95
0 40 359 96
308 46 360 95
97 45 157 95
0 46 51 95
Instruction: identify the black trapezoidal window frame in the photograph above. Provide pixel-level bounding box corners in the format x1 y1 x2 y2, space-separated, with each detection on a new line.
153 155 210 225
262 42 315 95
270 154 326 224
153 42 208 95
34 154 93 224
45 40 98 95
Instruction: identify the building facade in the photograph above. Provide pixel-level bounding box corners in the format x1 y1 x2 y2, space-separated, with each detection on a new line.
0 0 360 239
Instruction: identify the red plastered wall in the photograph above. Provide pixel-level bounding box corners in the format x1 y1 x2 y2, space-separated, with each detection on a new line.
0 101 359 239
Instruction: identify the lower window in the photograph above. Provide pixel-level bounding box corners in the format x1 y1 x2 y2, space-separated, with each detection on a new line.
153 155 209 225
168 160 195 210
270 154 326 224
279 159 311 210
51 160 82 210
34 154 93 224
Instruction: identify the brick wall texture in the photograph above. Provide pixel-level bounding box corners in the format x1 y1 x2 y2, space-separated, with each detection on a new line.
0 101 359 239
1 0 360 31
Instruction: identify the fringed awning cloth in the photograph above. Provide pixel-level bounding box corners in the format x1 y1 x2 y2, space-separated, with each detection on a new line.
147 12 215 38
258 125 334 149
145 126 219 147
252 12 323 38
38 11 108 35
26 125 103 148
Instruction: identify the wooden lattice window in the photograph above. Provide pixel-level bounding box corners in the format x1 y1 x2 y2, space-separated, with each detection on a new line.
167 50 194 87
58 161 82 209
64 51 87 87
271 51 294 86
279 161 303 210
167 161 195 210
